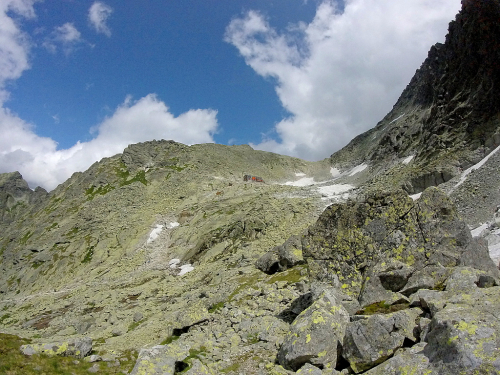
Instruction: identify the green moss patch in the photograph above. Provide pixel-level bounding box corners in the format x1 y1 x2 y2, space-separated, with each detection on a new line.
0 333 136 374
356 301 410 315
19 231 33 245
267 265 306 285
85 184 115 200
127 319 146 332
208 301 224 313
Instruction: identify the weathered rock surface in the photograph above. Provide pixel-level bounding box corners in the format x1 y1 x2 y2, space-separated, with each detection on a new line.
277 291 349 370
342 309 421 373
130 343 190 375
277 187 498 301
20 337 92 358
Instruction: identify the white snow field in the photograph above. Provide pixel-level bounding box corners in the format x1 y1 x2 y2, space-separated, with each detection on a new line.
455 144 500 188
348 163 368 176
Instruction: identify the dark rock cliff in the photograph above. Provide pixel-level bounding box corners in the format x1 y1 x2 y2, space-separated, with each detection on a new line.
329 0 500 191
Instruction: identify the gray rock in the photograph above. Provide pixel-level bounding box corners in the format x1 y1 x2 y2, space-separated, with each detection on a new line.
363 343 430 375
20 337 92 359
418 317 432 342
400 265 449 296
310 282 360 316
377 259 414 292
84 354 102 363
278 235 305 270
184 359 215 374
342 309 421 373
130 343 190 375
255 250 280 274
133 311 143 322
277 292 349 370
74 318 95 334
423 303 500 373
88 363 100 373
296 363 323 374
410 289 446 316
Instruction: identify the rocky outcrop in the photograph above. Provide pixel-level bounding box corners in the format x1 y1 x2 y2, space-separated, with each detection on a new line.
258 187 500 373
259 187 498 300
0 171 47 224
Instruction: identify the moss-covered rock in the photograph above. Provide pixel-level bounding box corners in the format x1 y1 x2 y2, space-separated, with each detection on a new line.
277 291 349 370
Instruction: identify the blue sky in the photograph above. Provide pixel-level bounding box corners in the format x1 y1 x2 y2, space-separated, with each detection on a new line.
0 0 462 190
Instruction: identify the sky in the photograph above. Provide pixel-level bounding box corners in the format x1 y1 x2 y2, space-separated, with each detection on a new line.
0 0 462 191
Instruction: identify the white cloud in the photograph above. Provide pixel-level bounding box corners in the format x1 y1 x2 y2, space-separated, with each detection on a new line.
0 2 217 191
88 1 113 37
225 0 462 160
43 22 83 54
0 94 219 191
0 0 36 102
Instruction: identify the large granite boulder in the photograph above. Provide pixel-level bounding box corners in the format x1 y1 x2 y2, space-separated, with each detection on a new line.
277 291 349 370
130 343 190 375
271 188 498 300
342 308 421 373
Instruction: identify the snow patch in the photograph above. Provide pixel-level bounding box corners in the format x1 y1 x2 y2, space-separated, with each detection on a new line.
330 167 340 178
147 225 163 244
295 172 306 177
169 258 180 268
283 177 316 187
389 113 406 124
317 184 354 198
471 223 489 238
348 163 368 176
410 193 422 201
167 222 180 229
455 144 500 188
178 264 194 276
402 155 414 165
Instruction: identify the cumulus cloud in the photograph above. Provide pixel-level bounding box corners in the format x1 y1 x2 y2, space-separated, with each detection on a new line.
43 22 83 54
225 0 462 160
0 94 218 190
0 0 36 102
0 2 217 191
88 1 113 37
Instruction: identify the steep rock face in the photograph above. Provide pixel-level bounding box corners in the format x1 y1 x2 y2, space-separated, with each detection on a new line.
0 172 48 224
329 0 500 195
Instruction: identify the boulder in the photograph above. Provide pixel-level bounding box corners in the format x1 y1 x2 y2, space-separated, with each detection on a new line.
277 188 499 302
256 235 305 275
363 343 430 374
296 363 323 374
423 304 500 373
342 309 421 373
277 292 349 370
277 235 305 270
20 337 92 358
255 250 280 274
130 343 190 375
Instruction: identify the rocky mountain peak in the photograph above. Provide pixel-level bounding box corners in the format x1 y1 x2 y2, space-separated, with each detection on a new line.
400 0 500 129
329 0 500 196
0 172 47 223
